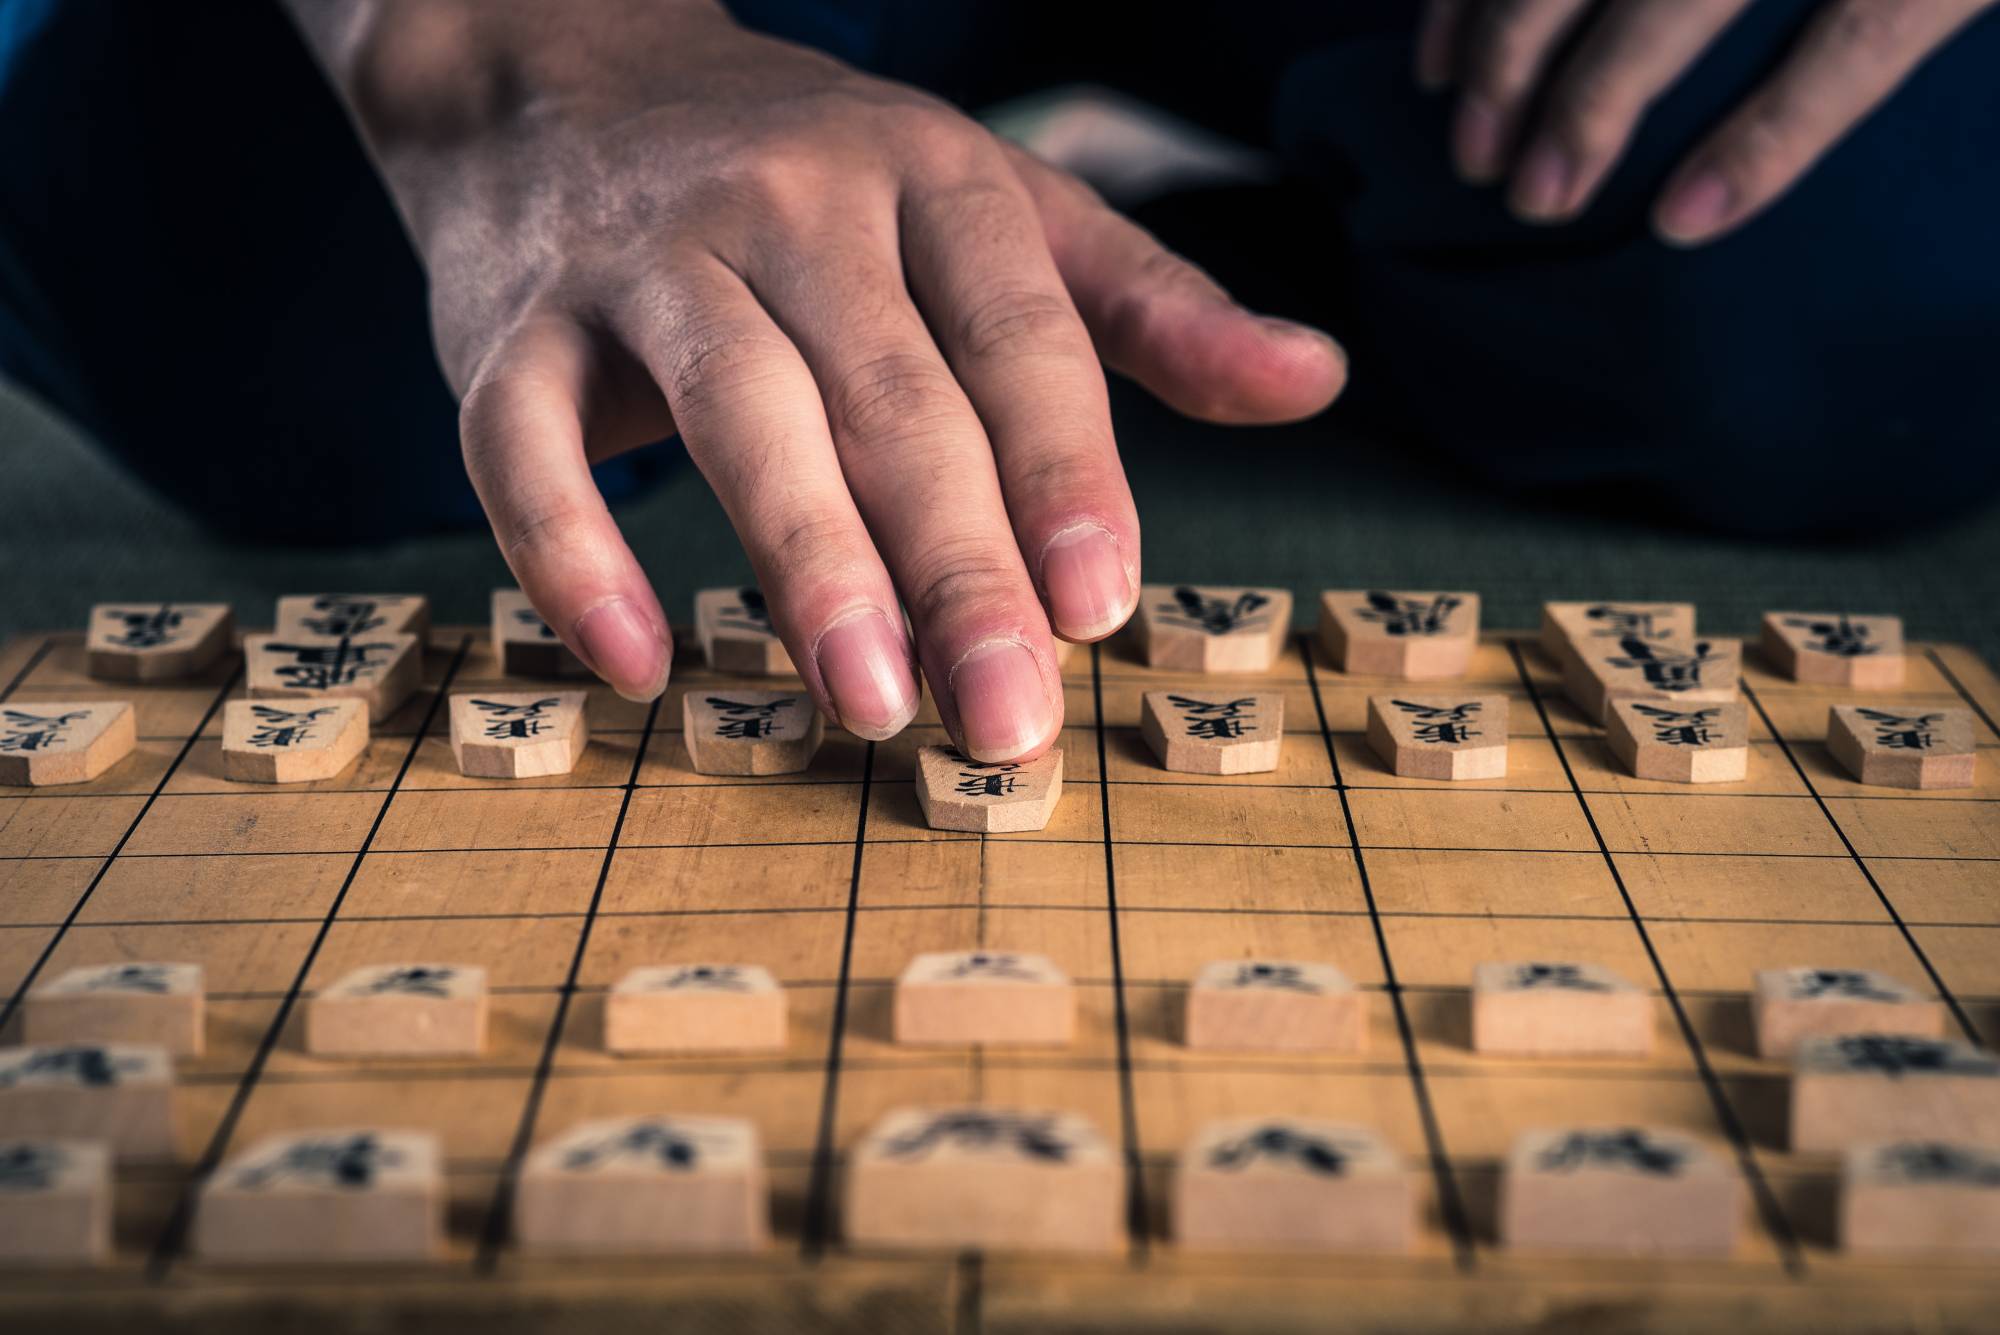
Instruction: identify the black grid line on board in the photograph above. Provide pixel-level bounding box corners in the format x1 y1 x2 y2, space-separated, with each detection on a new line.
1094 641 1151 1262
1927 647 2000 741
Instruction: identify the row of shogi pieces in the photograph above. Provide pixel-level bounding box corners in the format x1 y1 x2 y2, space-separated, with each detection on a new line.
4 951 1997 1263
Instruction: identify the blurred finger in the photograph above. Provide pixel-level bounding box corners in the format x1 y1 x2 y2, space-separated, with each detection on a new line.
1416 0 1474 88
1454 0 1598 182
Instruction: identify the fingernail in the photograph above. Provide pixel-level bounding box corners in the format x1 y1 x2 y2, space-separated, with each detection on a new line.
574 596 669 702
949 638 1055 762
815 608 919 740
1512 141 1572 221
1454 96 1504 183
1040 523 1134 641
1656 169 1733 245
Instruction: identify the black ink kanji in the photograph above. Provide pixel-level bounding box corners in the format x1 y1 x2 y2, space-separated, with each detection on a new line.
247 704 335 749
1857 708 1940 751
0 708 89 753
0 1046 146 1089
1392 699 1481 744
880 1111 1072 1163
1872 1143 2000 1187
1828 1036 1995 1077
238 1133 403 1190
1357 592 1460 637
1784 615 1881 658
941 952 1039 981
656 965 748 991
513 608 559 640
1207 1125 1352 1176
359 966 456 998
561 1120 708 1173
1583 605 1669 640
1792 970 1901 1002
707 696 794 740
716 587 776 636
474 696 560 739
1230 963 1321 993
102 605 183 649
0 1142 67 1190
1604 636 1721 692
1630 702 1720 747
82 964 174 994
1169 695 1257 740
1510 963 1610 992
1158 587 1272 636
1534 1129 1684 1176
267 639 395 691
301 596 387 638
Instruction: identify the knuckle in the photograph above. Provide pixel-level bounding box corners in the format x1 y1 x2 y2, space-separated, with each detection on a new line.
955 287 1086 362
824 350 965 445
662 324 794 416
1547 76 1636 153
1467 2 1541 94
908 539 1025 627
497 489 603 566
1826 0 1926 53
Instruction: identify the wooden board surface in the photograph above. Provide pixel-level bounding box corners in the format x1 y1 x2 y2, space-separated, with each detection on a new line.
2 624 1997 1334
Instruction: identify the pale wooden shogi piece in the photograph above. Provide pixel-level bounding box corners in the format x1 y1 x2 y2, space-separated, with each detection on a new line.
85 602 232 681
449 691 589 779
305 964 488 1058
195 1128 441 1263
893 950 1074 1046
604 964 787 1054
1318 590 1480 680
274 593 430 641
25 962 205 1057
0 701 134 787
1183 959 1365 1053
683 689 822 777
1840 1140 2000 1256
1500 1126 1740 1256
219 698 369 784
0 1044 176 1160
1790 1035 2000 1152
1140 689 1283 775
1605 698 1749 784
1472 961 1653 1058
694 587 795 675
1761 612 1905 688
1827 704 1976 790
1539 601 1695 668
845 1106 1123 1253
1564 634 1740 725
244 631 421 720
1364 693 1508 780
1751 967 1945 1059
1174 1119 1411 1254
491 588 591 678
0 1140 111 1265
1135 584 1291 672
516 1115 769 1254
913 744 1063 832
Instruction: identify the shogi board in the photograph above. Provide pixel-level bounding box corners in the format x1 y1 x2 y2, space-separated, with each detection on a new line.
0 620 1996 1333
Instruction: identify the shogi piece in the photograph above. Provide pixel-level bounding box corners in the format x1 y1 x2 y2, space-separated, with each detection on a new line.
245 631 421 720
893 950 1074 1047
1827 704 1975 790
1540 601 1695 667
219 698 368 784
0 1140 111 1265
1318 590 1479 680
0 701 134 787
1183 960 1365 1053
491 589 590 678
604 964 787 1054
1762 612 1905 688
1752 967 1944 1059
516 1115 768 1254
1135 584 1291 672
275 593 430 641
1365 693 1508 780
845 1106 1122 1253
85 601 232 681
195 1128 441 1263
0 1044 176 1160
450 691 589 779
1564 634 1739 725
1500 1126 1740 1256
25 962 205 1057
1605 698 1749 784
1175 1119 1410 1254
913 744 1062 831
1141 690 1283 774
695 586 795 675
1472 961 1652 1058
1790 1035 2000 1152
683 690 822 777
1840 1141 2000 1256
306 964 488 1057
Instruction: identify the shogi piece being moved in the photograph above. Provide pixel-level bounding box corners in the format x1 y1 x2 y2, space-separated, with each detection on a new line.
604 964 787 1054
1564 634 1739 725
1141 690 1283 774
1318 590 1479 680
0 1044 176 1160
1540 601 1695 668
25 962 205 1057
1500 1126 1740 1256
1183 960 1365 1053
450 691 589 779
245 632 421 720
894 951 1074 1046
0 701 134 787
220 699 368 784
1790 1035 2000 1152
195 1128 440 1263
275 593 430 641
1827 705 1975 791
684 690 822 777
1605 698 1749 784
1175 1119 1410 1254
516 1115 769 1254
491 589 590 678
0 1140 111 1265
1472 961 1652 1058
306 964 487 1057
695 587 795 675
1840 1141 2000 1256
845 1106 1122 1253
914 744 1062 831
1136 584 1291 672
86 602 232 681
1365 693 1508 780
1762 612 1905 688
1752 967 1944 1059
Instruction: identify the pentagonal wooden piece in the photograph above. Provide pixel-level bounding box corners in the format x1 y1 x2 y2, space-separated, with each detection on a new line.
1317 590 1479 680
1175 1119 1410 1254
274 593 430 641
245 632 421 720
1563 634 1739 724
516 1115 769 1255
25 962 205 1057
1365 694 1508 780
0 1044 176 1161
1472 961 1652 1058
0 701 135 787
1500 1126 1739 1256
1605 698 1748 784
1539 601 1695 667
1840 1141 2000 1256
1790 1035 2000 1152
1183 959 1365 1053
683 690 821 777
305 964 487 1058
220 698 369 784
490 589 591 678
1752 967 1944 1059
450 691 589 779
85 602 232 681
893 950 1074 1046
913 745 1062 831
1762 612 1905 688
1827 705 1975 790
1140 690 1283 774
0 1139 111 1265
604 964 787 1054
1135 584 1291 672
694 587 794 675
195 1128 441 1263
